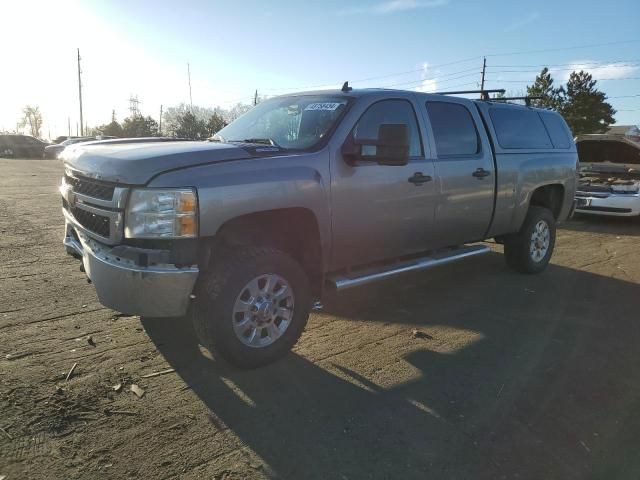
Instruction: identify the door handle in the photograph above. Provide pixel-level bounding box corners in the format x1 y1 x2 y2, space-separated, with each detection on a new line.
472 168 491 178
408 172 432 185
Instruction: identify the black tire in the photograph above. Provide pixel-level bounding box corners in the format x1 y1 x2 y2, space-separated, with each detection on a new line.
503 206 556 274
191 246 311 368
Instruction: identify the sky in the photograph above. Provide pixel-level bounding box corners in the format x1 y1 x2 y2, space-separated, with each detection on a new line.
1 0 638 138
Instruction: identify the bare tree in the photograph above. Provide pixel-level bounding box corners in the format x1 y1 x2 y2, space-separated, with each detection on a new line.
21 105 43 138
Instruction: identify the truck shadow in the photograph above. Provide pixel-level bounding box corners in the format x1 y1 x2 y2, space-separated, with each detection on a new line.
562 213 640 236
143 253 640 480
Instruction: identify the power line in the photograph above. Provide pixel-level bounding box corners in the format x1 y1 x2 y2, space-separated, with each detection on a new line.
381 71 481 89
484 39 640 58
216 41 640 107
260 57 481 93
489 60 640 68
492 77 640 83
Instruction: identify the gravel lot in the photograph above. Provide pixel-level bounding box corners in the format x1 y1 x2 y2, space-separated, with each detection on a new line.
1 159 640 480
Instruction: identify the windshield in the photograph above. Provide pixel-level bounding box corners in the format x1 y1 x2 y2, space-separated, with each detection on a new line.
215 95 349 150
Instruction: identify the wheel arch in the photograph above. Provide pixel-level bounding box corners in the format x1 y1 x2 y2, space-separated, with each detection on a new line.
201 207 325 297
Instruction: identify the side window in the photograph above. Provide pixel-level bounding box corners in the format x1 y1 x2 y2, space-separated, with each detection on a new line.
425 102 479 157
539 112 572 149
489 107 553 149
353 99 423 157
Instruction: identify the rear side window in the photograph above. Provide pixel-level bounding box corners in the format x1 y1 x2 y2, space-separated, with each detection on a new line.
425 102 479 156
354 99 423 157
489 107 552 149
539 112 572 149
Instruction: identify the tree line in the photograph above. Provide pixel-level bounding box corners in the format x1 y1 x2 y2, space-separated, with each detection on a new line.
14 71 617 140
90 101 256 139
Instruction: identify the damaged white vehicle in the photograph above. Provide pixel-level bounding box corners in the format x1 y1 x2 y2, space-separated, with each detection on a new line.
575 134 640 216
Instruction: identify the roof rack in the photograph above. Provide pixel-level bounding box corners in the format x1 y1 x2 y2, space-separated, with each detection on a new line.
433 89 505 100
489 95 544 107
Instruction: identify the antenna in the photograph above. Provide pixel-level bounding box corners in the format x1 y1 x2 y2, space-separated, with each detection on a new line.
341 81 352 93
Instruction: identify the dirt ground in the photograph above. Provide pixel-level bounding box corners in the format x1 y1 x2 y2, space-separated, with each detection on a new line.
1 159 640 480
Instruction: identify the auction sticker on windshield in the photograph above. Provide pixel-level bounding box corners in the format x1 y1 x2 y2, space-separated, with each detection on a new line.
305 102 344 111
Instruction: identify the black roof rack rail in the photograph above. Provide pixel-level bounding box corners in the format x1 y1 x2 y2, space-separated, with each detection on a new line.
489 95 544 107
433 89 505 100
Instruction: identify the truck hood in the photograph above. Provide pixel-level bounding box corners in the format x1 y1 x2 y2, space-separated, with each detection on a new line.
61 141 252 184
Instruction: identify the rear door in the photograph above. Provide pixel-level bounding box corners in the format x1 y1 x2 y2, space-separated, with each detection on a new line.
423 99 495 247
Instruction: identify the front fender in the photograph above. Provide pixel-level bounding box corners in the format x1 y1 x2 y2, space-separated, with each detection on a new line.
147 151 331 266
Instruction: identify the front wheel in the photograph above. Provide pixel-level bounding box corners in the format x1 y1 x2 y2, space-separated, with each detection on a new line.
191 246 311 368
503 206 556 274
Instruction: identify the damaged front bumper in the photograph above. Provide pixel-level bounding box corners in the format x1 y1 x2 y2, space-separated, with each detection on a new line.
64 219 199 317
575 191 640 217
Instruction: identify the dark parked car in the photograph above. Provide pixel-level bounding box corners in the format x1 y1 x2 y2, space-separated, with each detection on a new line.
0 134 48 159
44 137 99 159
53 136 82 144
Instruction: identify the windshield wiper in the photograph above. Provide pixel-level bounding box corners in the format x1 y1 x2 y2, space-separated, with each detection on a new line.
209 135 226 142
233 138 281 148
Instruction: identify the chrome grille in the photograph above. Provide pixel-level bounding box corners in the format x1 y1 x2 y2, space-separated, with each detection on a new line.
64 174 115 200
61 171 127 244
62 198 110 237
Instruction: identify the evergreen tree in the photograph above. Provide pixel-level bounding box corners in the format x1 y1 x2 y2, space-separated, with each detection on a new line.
122 115 159 137
526 68 564 110
98 111 124 137
560 71 616 135
206 113 227 136
175 111 208 139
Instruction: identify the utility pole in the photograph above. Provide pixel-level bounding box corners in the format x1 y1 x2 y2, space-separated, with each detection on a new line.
480 57 486 99
77 48 84 136
159 105 163 135
187 63 193 111
253 90 258 106
68 117 71 137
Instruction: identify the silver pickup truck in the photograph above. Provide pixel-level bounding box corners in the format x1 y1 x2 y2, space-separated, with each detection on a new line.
60 88 577 368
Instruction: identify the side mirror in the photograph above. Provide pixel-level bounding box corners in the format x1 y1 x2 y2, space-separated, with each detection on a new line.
341 123 410 166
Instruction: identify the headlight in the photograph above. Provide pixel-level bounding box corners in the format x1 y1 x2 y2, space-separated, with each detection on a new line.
611 183 640 194
125 188 198 238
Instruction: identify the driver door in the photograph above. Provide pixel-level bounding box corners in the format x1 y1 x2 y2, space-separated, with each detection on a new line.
330 98 437 269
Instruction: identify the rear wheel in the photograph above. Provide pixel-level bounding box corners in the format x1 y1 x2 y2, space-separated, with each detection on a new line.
504 206 556 274
191 246 311 368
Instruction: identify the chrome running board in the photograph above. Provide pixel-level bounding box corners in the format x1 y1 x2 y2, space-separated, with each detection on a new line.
328 245 490 291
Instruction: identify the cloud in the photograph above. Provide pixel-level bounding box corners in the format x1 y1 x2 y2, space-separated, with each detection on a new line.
414 63 438 93
552 60 639 82
504 11 540 32
339 0 448 16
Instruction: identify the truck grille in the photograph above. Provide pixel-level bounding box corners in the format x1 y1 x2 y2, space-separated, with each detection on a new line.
64 174 115 201
62 198 111 238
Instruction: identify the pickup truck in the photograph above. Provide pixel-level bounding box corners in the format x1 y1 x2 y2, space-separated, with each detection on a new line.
60 88 577 368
